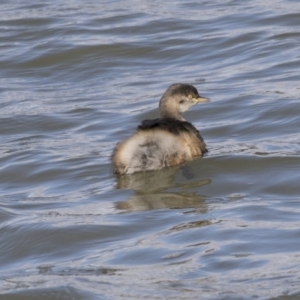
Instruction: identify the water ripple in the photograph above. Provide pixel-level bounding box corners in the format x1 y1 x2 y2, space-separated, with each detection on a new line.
1 0 300 299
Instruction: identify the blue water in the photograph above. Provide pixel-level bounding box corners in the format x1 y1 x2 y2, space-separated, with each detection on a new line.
1 1 300 299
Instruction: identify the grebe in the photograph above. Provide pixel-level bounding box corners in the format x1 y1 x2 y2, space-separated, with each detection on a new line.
112 83 209 175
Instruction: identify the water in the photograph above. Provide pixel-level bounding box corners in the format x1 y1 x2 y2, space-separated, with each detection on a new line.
1 0 300 299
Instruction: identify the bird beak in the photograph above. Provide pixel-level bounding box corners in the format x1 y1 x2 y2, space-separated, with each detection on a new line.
195 96 210 103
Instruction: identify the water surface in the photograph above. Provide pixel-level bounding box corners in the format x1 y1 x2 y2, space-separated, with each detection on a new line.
1 0 300 299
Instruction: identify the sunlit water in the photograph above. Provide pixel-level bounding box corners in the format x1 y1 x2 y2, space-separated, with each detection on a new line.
1 0 300 299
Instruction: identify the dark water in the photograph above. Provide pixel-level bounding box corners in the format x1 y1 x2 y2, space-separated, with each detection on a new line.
1 0 300 299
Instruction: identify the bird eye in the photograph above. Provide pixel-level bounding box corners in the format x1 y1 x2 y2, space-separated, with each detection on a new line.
188 94 193 99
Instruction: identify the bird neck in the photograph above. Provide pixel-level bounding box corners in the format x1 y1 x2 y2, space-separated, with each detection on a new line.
160 110 185 121
159 97 185 121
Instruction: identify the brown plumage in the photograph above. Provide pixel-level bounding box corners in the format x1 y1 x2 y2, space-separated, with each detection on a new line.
112 83 209 175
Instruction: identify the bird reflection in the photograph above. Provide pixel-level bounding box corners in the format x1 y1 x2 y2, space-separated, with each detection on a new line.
115 165 211 212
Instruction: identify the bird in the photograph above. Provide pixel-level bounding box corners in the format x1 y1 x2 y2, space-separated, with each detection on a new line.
112 83 209 175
